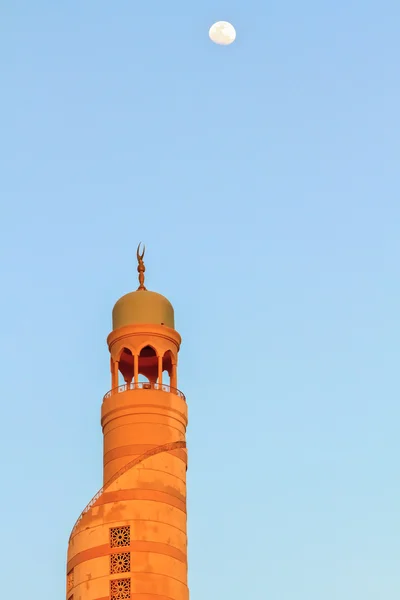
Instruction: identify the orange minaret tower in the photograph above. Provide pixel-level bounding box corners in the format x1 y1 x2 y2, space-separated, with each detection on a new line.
67 244 189 600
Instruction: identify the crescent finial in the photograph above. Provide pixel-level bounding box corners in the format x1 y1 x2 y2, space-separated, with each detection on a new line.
136 242 147 290
137 242 145 262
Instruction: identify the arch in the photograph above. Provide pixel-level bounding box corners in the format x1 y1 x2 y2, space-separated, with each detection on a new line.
121 347 133 356
137 343 159 357
139 345 157 358
115 344 135 363
162 349 177 389
162 369 171 387
118 347 134 384
162 350 173 378
138 344 158 384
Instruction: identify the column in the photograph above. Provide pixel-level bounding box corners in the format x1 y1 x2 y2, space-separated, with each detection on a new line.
171 363 177 389
158 355 163 388
111 359 119 389
134 354 139 387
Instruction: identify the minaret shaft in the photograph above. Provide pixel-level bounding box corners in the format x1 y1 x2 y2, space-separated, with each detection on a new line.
66 248 189 600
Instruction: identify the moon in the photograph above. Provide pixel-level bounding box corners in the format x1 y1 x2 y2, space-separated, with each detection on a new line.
209 21 236 46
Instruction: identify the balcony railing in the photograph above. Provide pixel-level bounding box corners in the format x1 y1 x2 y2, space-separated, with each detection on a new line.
103 381 186 401
69 440 186 542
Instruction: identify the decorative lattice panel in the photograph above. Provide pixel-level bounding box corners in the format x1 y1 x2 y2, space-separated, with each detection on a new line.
110 578 131 599
67 570 74 592
110 526 130 548
111 552 131 574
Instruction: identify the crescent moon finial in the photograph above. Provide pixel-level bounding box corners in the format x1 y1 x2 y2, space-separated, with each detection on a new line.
136 242 147 291
137 242 145 261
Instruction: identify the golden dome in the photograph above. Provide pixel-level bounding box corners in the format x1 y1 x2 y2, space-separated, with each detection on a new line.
112 289 175 330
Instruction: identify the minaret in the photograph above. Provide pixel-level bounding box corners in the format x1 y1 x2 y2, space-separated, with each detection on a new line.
67 244 189 600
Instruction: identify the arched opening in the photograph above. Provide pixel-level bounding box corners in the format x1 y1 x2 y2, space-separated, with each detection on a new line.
138 345 158 384
162 369 171 387
119 347 134 385
162 350 174 389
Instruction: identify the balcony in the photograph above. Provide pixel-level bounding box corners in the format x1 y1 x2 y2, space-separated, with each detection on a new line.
103 381 186 401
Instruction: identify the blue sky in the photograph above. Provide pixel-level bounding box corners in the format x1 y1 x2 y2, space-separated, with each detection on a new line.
1 1 400 598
